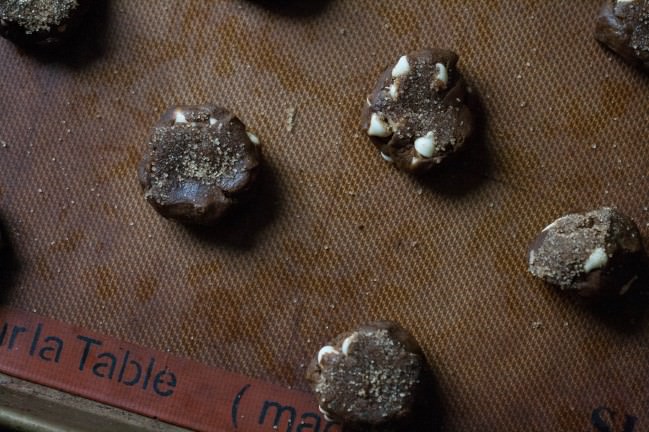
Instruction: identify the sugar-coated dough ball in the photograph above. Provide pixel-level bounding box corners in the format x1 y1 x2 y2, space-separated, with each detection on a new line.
528 207 645 297
306 321 426 428
138 105 262 225
361 48 474 175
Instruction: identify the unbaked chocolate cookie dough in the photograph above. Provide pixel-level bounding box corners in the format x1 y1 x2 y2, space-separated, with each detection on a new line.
306 321 425 429
138 105 262 225
528 208 645 297
595 0 649 70
0 0 88 46
361 48 474 174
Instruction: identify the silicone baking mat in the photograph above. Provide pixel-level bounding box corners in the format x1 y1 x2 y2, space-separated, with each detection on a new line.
1 0 648 430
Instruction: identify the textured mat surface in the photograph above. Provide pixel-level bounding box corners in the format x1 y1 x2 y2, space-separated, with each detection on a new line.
1 0 648 430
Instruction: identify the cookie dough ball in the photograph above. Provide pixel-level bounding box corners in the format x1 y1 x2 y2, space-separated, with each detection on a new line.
0 0 88 47
138 105 262 225
361 48 474 175
306 321 425 428
595 0 649 70
528 208 645 297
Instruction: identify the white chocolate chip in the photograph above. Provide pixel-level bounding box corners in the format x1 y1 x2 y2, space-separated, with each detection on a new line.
318 406 334 422
174 111 188 124
368 113 391 137
246 131 260 145
341 333 357 355
542 220 558 232
209 117 217 125
583 248 608 273
317 346 339 365
414 131 437 158
619 275 638 295
434 63 448 88
389 83 398 99
391 55 410 78
380 152 393 163
411 156 421 166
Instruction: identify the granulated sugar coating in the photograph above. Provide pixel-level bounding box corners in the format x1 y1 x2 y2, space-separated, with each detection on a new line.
0 0 78 33
147 126 243 194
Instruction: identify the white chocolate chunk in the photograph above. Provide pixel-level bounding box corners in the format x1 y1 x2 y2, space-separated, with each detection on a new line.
414 131 437 158
341 333 357 355
380 152 393 162
542 220 558 232
434 63 448 87
318 406 334 422
317 346 339 365
368 113 391 137
389 83 398 99
391 55 410 78
583 248 608 273
209 117 217 125
246 131 260 145
174 111 188 124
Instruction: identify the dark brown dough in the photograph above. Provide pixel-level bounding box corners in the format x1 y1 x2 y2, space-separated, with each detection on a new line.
595 0 649 70
361 48 474 175
138 105 262 225
306 321 425 429
0 0 89 47
528 208 645 297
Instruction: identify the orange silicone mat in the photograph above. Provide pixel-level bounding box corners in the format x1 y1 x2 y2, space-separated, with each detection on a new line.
1 0 648 430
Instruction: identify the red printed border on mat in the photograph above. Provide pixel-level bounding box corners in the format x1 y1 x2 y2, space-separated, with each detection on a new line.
0 306 340 432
